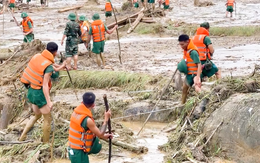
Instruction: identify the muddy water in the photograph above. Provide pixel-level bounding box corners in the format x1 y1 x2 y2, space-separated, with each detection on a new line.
53 122 168 163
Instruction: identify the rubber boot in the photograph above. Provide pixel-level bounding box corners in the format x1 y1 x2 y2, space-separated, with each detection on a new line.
181 83 189 104
42 113 52 143
96 54 102 67
19 114 42 141
100 53 106 67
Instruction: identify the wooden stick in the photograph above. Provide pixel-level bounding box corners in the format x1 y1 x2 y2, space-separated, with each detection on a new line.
204 120 223 146
137 68 178 136
0 49 19 66
103 94 112 163
0 131 7 135
110 0 122 64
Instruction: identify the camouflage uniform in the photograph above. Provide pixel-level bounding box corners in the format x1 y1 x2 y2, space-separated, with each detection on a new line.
63 20 81 58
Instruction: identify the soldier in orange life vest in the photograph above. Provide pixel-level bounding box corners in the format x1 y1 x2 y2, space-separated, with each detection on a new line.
68 92 112 163
87 13 118 68
20 12 34 43
226 0 235 18
193 22 221 80
177 34 202 104
19 42 66 143
79 15 91 57
9 0 16 13
105 0 112 18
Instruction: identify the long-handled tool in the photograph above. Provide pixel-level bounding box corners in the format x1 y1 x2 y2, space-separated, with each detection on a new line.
103 94 112 163
137 68 178 136
60 52 79 101
110 0 122 64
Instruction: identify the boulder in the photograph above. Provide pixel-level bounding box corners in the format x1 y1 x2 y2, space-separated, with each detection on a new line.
204 93 260 163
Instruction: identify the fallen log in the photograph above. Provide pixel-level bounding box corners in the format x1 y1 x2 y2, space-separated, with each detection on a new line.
107 9 143 29
104 139 148 154
0 98 13 129
58 5 84 13
127 10 144 34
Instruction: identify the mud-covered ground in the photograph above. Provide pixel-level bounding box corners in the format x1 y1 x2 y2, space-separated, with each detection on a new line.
1 0 260 162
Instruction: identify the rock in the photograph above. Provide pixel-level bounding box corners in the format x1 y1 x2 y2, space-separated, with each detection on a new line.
204 93 260 163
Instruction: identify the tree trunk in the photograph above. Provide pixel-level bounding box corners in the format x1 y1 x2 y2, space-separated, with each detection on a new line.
0 98 13 129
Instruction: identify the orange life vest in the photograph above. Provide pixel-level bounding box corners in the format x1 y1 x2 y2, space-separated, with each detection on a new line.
183 39 200 75
10 0 15 3
69 103 95 153
22 17 33 33
91 20 106 42
193 27 211 61
165 0 169 5
105 2 112 12
227 0 234 6
20 50 54 90
80 21 90 41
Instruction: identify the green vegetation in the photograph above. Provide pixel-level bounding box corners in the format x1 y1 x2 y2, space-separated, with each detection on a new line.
54 70 167 92
210 26 260 36
135 23 165 35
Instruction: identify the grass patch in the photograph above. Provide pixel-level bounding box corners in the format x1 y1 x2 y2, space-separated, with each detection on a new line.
135 23 165 35
54 70 166 91
210 26 260 36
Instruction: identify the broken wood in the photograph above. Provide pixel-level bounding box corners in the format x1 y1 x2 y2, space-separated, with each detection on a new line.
0 98 13 129
163 124 178 133
0 140 34 145
127 9 144 34
104 139 148 154
107 9 142 29
58 5 84 13
0 131 7 135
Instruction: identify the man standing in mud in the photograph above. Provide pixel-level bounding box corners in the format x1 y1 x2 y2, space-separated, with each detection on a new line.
61 13 81 70
193 22 221 80
21 12 34 43
86 13 118 68
105 0 112 18
19 42 66 143
177 34 202 104
68 92 112 163
226 0 235 18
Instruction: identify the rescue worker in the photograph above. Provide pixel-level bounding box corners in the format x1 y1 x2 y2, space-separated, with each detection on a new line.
163 0 170 10
193 22 221 80
226 0 235 18
148 0 155 11
68 92 112 163
141 0 145 7
9 0 15 13
87 13 118 68
61 13 81 70
133 0 139 8
19 42 66 143
21 12 34 43
177 34 202 104
105 0 112 18
79 15 91 57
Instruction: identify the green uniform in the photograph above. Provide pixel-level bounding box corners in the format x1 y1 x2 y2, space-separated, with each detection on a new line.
105 11 112 17
27 0 31 2
64 20 81 58
163 2 169 9
134 2 139 8
89 26 108 54
141 0 144 2
68 117 89 163
200 36 219 78
27 65 59 108
226 6 233 12
148 0 155 3
185 50 201 87
9 3 15 8
23 21 34 43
